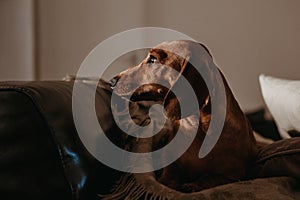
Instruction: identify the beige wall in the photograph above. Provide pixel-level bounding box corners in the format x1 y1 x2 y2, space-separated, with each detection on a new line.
37 0 145 80
0 0 35 80
143 0 300 111
1 0 300 111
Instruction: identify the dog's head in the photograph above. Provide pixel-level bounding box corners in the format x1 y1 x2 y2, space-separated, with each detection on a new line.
110 40 215 120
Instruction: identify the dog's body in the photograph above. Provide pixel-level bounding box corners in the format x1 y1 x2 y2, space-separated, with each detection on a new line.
110 40 258 192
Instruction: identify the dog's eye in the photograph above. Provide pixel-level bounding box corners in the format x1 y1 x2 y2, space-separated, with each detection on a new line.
147 55 158 64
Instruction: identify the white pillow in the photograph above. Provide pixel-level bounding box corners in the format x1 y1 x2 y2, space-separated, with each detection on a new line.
259 74 300 139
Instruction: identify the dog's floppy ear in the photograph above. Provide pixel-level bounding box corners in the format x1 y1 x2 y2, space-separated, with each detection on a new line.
163 41 218 119
178 42 213 111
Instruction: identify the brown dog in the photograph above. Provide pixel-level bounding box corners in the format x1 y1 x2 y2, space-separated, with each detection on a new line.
109 40 258 192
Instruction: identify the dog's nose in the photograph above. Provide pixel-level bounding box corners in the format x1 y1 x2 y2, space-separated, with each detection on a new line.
109 76 119 88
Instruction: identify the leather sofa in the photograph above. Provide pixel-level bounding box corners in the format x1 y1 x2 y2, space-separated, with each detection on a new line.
0 80 300 200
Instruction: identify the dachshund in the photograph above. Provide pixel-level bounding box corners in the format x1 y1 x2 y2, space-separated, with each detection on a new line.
109 40 258 192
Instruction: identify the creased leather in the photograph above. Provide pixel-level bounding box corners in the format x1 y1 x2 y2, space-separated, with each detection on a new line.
0 81 122 200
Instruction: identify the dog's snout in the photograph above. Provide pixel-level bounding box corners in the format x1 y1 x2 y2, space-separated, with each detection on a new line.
109 76 119 88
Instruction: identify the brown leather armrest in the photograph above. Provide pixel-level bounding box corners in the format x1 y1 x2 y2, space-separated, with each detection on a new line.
0 81 121 200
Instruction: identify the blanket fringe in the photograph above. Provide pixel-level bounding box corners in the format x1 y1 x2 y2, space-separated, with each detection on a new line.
99 173 166 200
